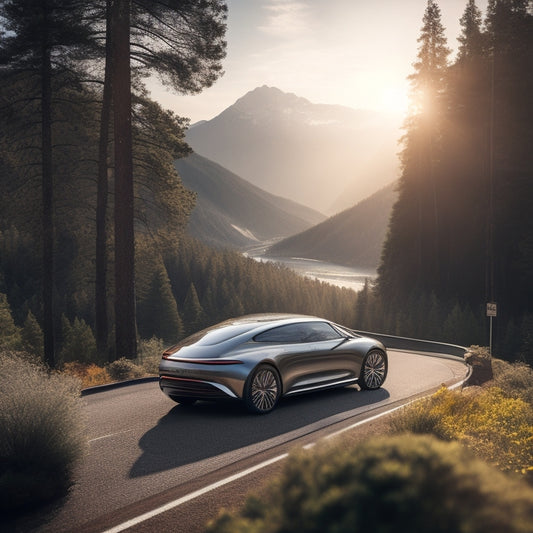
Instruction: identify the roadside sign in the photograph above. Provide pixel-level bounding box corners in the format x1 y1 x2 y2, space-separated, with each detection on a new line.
486 302 497 317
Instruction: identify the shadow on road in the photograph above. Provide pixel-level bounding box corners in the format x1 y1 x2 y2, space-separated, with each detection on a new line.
130 386 389 478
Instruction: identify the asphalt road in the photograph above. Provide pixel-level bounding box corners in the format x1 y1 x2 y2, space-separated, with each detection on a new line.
25 350 467 533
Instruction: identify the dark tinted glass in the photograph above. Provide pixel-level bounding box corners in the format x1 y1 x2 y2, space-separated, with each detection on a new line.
254 322 342 343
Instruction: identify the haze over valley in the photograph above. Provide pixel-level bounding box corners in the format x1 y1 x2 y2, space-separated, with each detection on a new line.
178 86 400 276
186 86 401 215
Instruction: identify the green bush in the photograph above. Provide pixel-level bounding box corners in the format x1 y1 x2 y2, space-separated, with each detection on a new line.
0 351 86 516
137 337 166 375
491 358 533 405
388 395 448 438
106 357 145 381
206 435 533 533
59 315 97 365
390 386 533 480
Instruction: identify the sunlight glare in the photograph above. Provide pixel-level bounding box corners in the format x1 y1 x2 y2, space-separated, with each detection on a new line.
378 86 410 114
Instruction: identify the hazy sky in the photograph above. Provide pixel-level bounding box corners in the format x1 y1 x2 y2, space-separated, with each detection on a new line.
150 0 489 124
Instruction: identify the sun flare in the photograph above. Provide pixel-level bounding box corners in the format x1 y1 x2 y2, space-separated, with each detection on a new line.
378 86 410 114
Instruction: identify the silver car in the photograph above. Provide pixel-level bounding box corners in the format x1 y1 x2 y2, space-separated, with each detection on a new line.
159 314 388 414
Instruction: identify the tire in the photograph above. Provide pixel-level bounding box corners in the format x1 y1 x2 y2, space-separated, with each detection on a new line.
359 349 387 390
244 364 281 414
169 395 197 406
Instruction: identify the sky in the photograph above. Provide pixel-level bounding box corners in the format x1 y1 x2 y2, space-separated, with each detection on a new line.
149 0 489 124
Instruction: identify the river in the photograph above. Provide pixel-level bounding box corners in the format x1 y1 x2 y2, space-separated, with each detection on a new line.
244 248 376 292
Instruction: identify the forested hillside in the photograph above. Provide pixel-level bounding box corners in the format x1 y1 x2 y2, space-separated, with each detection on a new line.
0 0 531 370
175 153 325 249
268 182 397 269
376 0 533 363
0 0 226 365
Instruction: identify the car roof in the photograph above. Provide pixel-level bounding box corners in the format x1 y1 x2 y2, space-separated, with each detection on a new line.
165 314 324 352
225 313 320 327
205 314 322 339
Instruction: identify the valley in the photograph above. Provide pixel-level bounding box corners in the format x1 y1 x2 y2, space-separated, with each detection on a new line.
244 246 376 292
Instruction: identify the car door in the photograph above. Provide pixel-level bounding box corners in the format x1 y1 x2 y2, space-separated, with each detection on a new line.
255 322 356 393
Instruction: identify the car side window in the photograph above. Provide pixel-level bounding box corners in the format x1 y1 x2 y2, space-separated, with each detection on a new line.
254 322 342 343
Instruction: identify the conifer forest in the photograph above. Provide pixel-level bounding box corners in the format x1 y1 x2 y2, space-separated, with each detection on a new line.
0 0 532 368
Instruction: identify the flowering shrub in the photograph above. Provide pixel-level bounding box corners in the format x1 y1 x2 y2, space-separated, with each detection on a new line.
390 385 533 481
63 362 111 388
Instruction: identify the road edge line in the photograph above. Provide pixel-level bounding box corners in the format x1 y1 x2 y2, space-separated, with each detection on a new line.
101 378 466 533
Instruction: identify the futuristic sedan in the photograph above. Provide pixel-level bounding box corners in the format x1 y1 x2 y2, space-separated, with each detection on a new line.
159 314 388 414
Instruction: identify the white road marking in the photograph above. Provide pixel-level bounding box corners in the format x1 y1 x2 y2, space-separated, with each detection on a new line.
89 429 134 444
101 453 289 533
325 378 464 441
101 382 464 533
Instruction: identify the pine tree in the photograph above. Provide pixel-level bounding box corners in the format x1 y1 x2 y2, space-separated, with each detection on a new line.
137 265 183 344
0 292 21 350
0 0 94 367
59 315 97 365
182 283 207 336
484 0 533 333
21 311 44 357
457 0 485 62
101 0 227 360
378 0 450 304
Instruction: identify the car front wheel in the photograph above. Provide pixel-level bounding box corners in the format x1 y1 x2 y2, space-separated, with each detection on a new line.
359 349 387 390
244 364 281 414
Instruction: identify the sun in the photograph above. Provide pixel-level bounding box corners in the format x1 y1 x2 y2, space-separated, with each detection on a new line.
378 86 410 115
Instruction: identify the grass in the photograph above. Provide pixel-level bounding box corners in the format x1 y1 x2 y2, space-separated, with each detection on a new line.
205 355 533 532
389 358 533 482
0 350 86 517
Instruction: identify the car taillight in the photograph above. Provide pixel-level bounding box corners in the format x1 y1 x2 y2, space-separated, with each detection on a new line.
161 357 243 365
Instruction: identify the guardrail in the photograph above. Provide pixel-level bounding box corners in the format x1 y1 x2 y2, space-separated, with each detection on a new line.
82 332 469 395
352 330 467 360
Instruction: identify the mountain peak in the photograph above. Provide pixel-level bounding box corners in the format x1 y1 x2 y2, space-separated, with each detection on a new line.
232 85 310 114
186 86 401 213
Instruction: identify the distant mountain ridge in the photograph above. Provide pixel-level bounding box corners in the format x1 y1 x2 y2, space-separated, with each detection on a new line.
186 85 401 214
175 153 325 249
268 182 397 269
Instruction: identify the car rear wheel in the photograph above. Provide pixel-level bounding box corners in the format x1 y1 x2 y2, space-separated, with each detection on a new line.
169 395 197 406
359 349 387 390
244 364 281 414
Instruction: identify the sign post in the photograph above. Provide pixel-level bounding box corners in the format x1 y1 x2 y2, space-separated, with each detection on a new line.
486 302 497 355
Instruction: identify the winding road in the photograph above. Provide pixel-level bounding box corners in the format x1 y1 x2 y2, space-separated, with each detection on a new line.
31 350 467 533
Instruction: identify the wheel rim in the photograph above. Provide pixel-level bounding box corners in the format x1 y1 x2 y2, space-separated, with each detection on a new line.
363 351 386 388
251 368 279 411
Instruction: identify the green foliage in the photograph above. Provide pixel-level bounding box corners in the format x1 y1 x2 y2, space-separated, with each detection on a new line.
182 283 207 336
377 0 533 362
0 292 21 350
163 236 359 335
21 311 43 357
136 262 183 343
0 350 86 516
206 434 533 533
390 380 533 481
106 357 145 382
492 357 533 405
59 315 97 365
137 337 167 375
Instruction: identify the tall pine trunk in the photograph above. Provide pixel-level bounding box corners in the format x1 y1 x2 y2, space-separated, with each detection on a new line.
95 0 113 361
112 0 137 359
41 5 55 368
